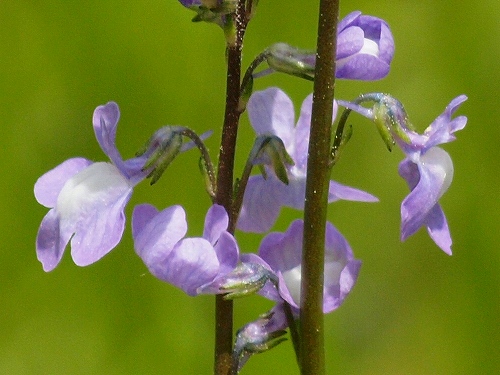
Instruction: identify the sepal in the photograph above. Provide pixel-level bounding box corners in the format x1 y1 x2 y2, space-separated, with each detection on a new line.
136 127 184 184
265 43 315 81
250 135 294 185
215 262 278 299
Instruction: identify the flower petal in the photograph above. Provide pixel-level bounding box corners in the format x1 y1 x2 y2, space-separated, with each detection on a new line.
132 204 188 267
423 95 468 149
162 237 220 296
247 88 296 152
237 175 284 233
336 54 390 80
425 204 452 255
328 180 378 203
323 222 361 312
36 209 71 272
399 149 453 240
213 231 239 276
34 158 92 208
203 204 229 245
337 26 364 59
93 102 124 168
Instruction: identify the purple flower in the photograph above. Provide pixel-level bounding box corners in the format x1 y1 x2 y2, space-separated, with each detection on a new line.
397 95 467 254
34 102 149 272
243 220 361 313
132 204 239 296
237 88 378 233
336 11 395 80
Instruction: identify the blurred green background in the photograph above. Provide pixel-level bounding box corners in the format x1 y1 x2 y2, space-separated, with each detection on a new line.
1 1 499 374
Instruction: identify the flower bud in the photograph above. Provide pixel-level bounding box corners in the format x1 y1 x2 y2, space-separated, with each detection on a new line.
136 126 184 184
336 11 395 80
233 307 288 372
265 43 316 81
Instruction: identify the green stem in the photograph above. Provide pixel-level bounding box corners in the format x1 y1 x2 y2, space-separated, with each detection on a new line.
214 2 248 375
299 0 339 374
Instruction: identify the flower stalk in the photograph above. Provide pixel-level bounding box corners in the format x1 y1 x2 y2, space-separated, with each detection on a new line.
214 1 249 374
300 0 340 374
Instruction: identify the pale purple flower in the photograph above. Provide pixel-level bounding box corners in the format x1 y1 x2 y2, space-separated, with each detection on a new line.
243 220 361 313
397 95 468 254
336 11 395 80
132 204 239 296
34 102 149 272
237 88 378 233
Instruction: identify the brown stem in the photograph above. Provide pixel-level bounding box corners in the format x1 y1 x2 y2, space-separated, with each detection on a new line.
214 2 248 375
299 0 339 374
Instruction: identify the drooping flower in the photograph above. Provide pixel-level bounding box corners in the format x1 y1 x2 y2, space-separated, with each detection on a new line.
237 87 378 233
336 11 395 80
34 102 150 272
396 96 468 254
339 93 467 254
242 220 361 313
132 204 239 296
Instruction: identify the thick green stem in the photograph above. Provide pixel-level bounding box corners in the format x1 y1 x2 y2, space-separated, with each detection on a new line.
299 0 339 374
214 2 248 375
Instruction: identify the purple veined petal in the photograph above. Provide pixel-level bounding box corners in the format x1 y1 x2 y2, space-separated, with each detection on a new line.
162 237 220 296
70 189 130 266
36 209 71 272
247 88 296 151
34 158 92 208
203 204 229 246
259 221 303 307
293 93 313 169
336 53 390 80
337 11 362 33
322 222 361 312
293 95 338 170
132 204 188 266
425 204 452 255
237 175 284 233
93 101 127 172
278 175 373 210
57 162 134 266
328 180 378 203
423 95 468 149
336 26 365 59
213 231 239 276
378 21 395 64
259 221 303 275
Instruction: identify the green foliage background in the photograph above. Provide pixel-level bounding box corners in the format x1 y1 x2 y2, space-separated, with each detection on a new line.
1 1 498 374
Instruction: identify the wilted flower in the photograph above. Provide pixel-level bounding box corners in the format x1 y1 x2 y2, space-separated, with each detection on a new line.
237 88 378 233
232 305 288 372
34 102 150 271
132 204 239 296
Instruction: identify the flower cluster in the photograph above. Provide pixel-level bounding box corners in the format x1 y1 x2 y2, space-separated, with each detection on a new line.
34 6 467 372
